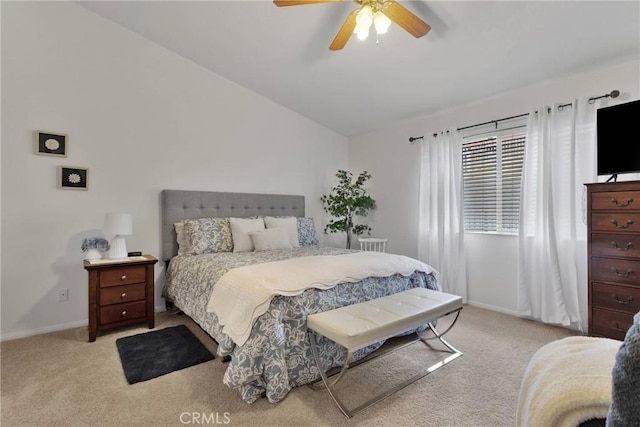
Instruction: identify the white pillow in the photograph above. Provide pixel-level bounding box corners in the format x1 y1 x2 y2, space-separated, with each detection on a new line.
250 228 293 251
264 216 300 248
229 217 265 252
174 221 191 255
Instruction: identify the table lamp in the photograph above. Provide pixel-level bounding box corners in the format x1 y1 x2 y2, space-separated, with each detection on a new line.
103 213 132 259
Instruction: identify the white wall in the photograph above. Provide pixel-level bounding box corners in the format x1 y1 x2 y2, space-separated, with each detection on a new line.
349 60 640 315
0 2 348 340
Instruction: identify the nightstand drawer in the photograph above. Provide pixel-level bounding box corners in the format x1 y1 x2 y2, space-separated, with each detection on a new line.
591 213 640 233
100 301 146 325
591 233 640 258
99 266 146 287
591 257 640 285
100 283 146 306
591 307 633 341
591 191 640 211
592 282 640 314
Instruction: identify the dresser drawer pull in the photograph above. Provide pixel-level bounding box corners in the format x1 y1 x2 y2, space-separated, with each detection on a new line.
120 292 127 299
611 294 634 304
611 322 627 332
610 219 634 229
610 267 633 278
121 310 127 317
610 241 634 251
610 197 634 207
121 275 127 280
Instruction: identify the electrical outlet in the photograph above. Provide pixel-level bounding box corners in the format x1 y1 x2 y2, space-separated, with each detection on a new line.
58 288 69 302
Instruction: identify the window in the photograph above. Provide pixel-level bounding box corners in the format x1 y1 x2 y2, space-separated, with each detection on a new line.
462 133 525 232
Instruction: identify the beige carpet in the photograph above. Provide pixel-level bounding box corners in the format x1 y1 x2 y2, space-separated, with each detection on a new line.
1 305 576 427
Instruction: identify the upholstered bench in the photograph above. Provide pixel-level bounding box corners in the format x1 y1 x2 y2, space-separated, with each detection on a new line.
307 287 463 417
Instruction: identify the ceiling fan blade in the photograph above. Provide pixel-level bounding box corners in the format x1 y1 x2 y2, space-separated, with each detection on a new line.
382 1 431 38
329 9 358 51
273 0 346 6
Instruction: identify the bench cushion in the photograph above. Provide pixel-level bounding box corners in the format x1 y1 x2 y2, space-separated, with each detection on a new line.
307 288 463 351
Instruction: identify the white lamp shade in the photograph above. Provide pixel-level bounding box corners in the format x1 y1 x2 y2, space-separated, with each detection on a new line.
374 11 391 34
103 213 132 236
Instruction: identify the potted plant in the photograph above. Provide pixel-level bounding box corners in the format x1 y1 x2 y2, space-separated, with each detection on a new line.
81 237 110 260
321 170 376 249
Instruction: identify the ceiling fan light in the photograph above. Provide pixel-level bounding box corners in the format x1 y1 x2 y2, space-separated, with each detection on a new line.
373 11 391 34
356 5 373 28
355 25 369 41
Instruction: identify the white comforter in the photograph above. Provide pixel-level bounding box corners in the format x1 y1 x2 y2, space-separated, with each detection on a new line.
207 251 436 346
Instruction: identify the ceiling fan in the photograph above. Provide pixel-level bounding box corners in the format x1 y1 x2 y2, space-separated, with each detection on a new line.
273 0 431 51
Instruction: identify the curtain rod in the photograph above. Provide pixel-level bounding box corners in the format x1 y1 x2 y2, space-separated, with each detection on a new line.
408 90 620 143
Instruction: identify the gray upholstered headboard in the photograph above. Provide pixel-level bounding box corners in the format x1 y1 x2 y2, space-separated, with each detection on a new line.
161 190 305 261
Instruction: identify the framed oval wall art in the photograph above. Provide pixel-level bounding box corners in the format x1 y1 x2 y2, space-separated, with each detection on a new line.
36 131 67 157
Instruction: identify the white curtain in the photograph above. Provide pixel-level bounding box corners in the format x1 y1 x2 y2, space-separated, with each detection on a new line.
418 128 468 301
517 98 600 332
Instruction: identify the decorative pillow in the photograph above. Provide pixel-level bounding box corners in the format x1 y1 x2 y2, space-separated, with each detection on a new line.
229 217 265 252
250 228 293 251
606 311 640 426
297 217 319 246
183 217 233 255
174 221 191 255
264 216 300 248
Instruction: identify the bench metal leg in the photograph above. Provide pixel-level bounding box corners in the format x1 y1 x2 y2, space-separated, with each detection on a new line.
308 309 463 418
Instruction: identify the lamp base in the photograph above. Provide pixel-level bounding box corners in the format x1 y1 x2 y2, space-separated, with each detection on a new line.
109 235 128 260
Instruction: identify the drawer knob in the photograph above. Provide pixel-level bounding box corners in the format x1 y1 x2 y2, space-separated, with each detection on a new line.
610 267 633 278
611 294 634 305
121 275 127 280
611 197 634 207
610 219 634 229
611 321 627 332
120 292 127 299
610 241 634 251
121 310 127 317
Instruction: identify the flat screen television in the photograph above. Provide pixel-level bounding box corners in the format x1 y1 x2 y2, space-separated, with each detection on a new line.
597 99 640 180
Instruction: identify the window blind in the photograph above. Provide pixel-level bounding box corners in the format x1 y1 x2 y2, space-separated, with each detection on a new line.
462 134 525 232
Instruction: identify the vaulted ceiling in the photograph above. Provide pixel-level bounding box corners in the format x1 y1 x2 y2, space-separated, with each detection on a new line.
79 1 640 137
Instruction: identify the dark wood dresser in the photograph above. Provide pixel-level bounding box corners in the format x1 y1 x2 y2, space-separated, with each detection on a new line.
587 181 640 340
84 255 158 342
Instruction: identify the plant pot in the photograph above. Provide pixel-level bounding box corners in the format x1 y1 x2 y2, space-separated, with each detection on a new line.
84 248 102 261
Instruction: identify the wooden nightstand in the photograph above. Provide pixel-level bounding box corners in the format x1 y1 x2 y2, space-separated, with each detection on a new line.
84 255 158 342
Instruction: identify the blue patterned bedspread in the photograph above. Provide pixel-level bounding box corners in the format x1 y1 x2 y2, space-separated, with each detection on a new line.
163 246 439 403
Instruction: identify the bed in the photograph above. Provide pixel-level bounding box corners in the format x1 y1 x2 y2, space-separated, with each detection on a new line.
160 189 440 404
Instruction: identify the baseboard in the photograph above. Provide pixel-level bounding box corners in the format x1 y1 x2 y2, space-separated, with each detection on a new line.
1 319 88 342
467 301 584 332
2 306 168 342
466 300 520 317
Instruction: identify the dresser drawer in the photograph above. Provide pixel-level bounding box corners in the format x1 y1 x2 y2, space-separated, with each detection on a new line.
591 233 640 258
100 301 146 325
100 283 146 306
99 266 146 287
591 307 633 341
591 213 640 233
592 282 640 314
591 191 640 211
591 257 640 285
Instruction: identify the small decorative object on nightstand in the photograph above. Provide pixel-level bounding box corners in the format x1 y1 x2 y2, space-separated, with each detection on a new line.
81 237 110 261
83 255 158 342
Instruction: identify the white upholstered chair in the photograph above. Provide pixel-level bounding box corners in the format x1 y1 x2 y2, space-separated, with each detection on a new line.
358 237 387 252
